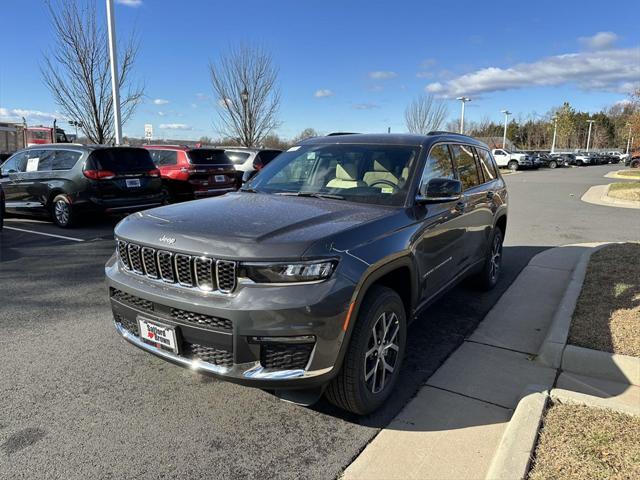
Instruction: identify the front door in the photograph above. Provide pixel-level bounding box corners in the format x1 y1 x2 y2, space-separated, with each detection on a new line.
0 151 29 207
414 143 468 301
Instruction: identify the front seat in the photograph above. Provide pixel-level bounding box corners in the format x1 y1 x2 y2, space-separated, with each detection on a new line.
364 157 401 187
326 162 366 189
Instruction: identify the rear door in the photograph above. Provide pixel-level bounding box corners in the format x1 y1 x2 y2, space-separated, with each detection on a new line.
449 144 488 269
86 148 159 199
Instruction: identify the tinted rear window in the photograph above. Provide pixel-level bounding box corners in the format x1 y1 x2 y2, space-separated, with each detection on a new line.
187 149 232 165
87 148 154 172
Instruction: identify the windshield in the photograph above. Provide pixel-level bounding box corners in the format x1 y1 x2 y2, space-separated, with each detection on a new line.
247 143 420 206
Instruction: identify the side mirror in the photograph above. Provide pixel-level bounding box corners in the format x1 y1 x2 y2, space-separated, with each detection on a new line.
417 177 462 203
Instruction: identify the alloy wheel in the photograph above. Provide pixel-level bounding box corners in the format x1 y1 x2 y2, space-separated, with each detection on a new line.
364 311 400 394
54 200 70 225
489 234 502 283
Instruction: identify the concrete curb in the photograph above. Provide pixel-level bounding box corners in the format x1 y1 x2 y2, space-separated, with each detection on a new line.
581 184 640 209
535 243 607 368
562 345 640 386
551 388 640 417
604 170 640 180
484 387 548 480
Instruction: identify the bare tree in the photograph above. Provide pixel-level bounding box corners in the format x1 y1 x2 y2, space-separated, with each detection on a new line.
404 94 448 134
209 45 281 147
41 0 143 144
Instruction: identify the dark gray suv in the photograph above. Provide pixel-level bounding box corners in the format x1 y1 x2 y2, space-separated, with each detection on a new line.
106 132 507 414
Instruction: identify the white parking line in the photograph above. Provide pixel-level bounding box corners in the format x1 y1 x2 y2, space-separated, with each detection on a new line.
4 226 85 242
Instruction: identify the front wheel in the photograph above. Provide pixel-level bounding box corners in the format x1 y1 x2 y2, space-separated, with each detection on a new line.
325 285 406 415
548 160 557 169
508 160 519 171
51 194 76 228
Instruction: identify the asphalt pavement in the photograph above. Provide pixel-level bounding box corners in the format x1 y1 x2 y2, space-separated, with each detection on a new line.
0 164 636 479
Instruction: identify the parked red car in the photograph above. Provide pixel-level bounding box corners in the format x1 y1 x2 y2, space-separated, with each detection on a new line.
144 145 241 202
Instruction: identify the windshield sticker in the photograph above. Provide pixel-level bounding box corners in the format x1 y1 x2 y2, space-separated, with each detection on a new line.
307 152 316 159
26 157 40 172
287 146 301 152
380 186 393 194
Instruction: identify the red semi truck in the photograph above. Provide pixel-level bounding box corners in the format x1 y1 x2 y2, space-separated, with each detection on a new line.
0 121 69 161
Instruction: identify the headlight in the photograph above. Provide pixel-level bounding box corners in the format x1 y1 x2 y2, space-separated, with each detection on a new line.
241 260 337 283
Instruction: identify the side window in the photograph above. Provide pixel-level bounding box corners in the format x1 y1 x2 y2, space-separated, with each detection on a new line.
1 152 28 174
36 150 55 171
420 144 455 186
475 148 498 181
149 150 178 167
450 144 481 190
52 150 82 170
25 150 47 172
494 149 504 156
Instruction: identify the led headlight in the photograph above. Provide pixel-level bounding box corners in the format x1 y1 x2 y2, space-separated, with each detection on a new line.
242 260 337 283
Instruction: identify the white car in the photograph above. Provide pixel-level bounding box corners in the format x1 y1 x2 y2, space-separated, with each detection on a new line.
491 149 534 171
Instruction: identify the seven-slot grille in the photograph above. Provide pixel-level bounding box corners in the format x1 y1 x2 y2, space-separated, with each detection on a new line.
117 240 237 293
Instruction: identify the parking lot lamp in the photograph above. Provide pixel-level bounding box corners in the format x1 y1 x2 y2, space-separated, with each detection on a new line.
456 96 471 134
106 0 122 145
241 87 249 145
626 123 632 155
501 110 511 149
551 117 558 154
585 119 595 152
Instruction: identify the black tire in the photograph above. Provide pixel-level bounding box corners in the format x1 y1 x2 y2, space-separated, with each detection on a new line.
508 160 518 171
473 228 504 291
0 193 4 231
548 160 557 169
325 285 406 415
50 194 76 228
630 159 640 169
161 186 173 205
577 160 584 166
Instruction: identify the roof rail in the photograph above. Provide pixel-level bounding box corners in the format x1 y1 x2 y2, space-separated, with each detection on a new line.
426 130 468 136
327 132 359 136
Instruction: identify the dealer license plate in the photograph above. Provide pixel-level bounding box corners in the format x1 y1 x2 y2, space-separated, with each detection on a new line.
126 178 141 188
138 318 178 353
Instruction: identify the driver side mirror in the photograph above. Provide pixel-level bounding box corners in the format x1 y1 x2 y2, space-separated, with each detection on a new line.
416 177 462 203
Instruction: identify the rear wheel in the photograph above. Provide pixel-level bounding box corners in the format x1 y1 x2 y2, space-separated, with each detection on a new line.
473 228 503 291
51 194 76 228
630 159 640 169
548 160 557 169
325 285 406 415
161 186 173 205
508 160 519 171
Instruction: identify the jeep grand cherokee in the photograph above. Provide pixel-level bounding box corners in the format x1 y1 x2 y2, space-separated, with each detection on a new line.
106 132 508 414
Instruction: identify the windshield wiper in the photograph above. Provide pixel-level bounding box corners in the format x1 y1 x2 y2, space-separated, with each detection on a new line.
240 186 259 193
275 191 345 200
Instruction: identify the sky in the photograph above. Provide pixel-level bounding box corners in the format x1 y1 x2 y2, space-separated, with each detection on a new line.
0 0 639 141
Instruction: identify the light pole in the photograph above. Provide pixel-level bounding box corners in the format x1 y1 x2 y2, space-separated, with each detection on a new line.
626 123 632 155
551 117 558 154
456 96 471 134
106 0 122 145
501 110 511 149
585 119 595 152
240 87 249 146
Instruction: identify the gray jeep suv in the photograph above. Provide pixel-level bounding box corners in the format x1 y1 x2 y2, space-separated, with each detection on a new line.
106 132 507 414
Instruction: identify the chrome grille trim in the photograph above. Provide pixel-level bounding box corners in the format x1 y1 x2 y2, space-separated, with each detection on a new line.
128 244 144 274
174 254 194 287
116 240 236 294
141 247 159 279
216 260 237 294
194 257 215 291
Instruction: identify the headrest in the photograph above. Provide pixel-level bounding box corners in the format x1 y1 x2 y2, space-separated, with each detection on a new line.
373 156 395 173
336 162 358 181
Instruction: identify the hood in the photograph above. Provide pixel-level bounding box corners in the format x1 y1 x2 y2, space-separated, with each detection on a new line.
114 191 395 260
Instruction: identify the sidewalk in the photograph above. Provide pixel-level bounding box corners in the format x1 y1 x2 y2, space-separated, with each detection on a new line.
342 244 599 480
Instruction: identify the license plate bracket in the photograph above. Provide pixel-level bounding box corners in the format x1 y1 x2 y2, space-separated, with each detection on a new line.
138 317 179 353
214 175 226 183
126 178 141 188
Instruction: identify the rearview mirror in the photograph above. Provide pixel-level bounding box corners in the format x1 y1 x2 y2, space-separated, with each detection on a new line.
417 177 462 203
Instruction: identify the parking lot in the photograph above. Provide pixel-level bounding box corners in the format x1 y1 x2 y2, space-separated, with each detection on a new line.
0 164 637 480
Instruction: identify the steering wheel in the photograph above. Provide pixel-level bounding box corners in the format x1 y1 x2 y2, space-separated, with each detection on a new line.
368 179 398 191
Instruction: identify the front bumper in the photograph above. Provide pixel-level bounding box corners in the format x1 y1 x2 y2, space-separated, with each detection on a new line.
106 255 355 389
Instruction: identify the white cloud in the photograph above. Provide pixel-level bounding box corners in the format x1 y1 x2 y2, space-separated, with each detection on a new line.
368 71 397 80
160 123 191 130
424 48 640 97
579 31 619 50
116 0 143 7
153 98 169 105
352 103 379 110
157 111 166 117
416 72 434 79
314 89 334 98
0 106 65 124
